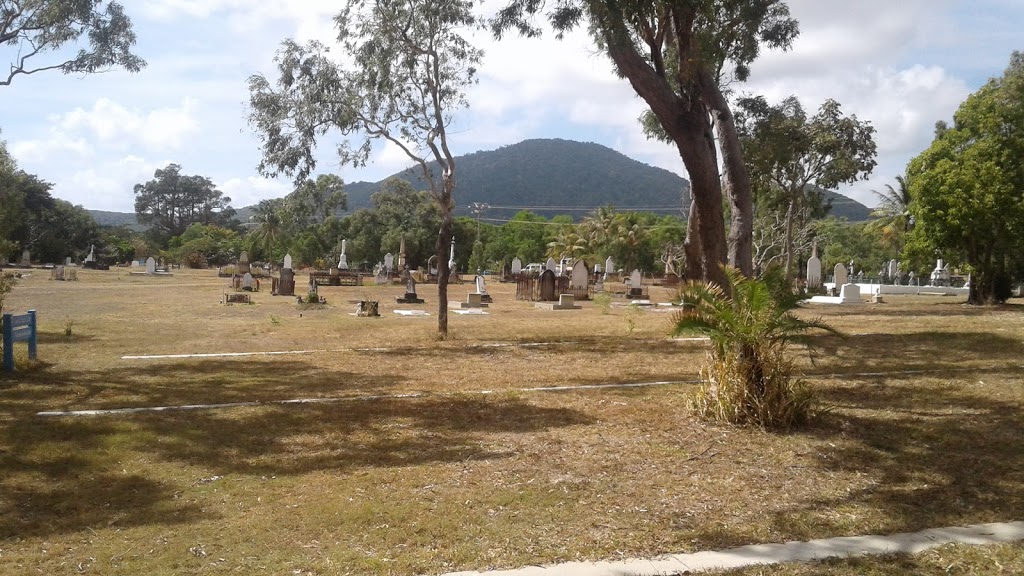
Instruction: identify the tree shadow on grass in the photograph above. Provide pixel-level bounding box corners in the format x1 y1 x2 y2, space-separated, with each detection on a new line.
767 374 1024 543
802 331 1024 376
0 358 412 414
0 393 591 539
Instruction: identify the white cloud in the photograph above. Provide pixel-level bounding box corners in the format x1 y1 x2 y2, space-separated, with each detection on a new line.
218 176 292 210
58 98 200 152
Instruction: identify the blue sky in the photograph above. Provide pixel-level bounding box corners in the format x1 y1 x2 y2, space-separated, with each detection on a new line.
2 0 1022 213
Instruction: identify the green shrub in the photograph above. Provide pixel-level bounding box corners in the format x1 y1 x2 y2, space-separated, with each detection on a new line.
673 267 837 429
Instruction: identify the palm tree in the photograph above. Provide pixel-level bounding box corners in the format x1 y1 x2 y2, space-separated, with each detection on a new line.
248 199 288 262
868 175 913 252
672 267 838 428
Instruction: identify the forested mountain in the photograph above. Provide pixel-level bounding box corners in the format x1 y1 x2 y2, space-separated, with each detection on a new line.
95 139 871 225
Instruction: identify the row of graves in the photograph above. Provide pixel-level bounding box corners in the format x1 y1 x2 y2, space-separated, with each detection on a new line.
8 245 110 271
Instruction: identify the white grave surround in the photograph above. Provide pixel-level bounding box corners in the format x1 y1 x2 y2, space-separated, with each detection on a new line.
809 283 865 305
511 257 522 275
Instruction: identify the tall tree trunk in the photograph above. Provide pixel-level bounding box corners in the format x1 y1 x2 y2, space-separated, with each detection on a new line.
703 76 753 278
783 199 795 284
436 194 453 337
683 198 703 280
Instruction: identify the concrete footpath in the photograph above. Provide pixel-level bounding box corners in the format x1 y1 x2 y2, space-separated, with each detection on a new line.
442 521 1024 576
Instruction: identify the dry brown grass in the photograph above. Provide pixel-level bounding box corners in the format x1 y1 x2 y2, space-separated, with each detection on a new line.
1 268 1023 575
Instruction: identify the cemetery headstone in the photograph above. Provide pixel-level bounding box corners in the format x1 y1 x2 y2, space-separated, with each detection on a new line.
242 272 254 290
283 254 293 270
604 256 614 278
475 275 492 303
20 249 30 267
338 239 349 270
384 253 394 273
65 256 72 266
84 244 95 263
570 259 589 291
396 272 425 304
448 238 457 272
511 257 522 275
838 282 863 304
238 251 251 274
628 269 643 297
833 263 848 288
398 236 407 270
545 257 557 273
146 257 156 274
539 269 557 301
806 246 822 289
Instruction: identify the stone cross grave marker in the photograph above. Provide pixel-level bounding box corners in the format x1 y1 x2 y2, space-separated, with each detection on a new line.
834 263 848 287
511 257 522 275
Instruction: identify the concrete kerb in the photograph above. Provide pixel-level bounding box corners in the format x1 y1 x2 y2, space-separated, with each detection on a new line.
440 521 1024 576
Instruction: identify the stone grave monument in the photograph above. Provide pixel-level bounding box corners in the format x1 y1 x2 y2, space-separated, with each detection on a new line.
539 269 557 301
396 270 425 304
546 257 557 273
238 251 251 275
604 256 614 279
511 257 522 275
20 249 30 267
474 274 493 303
338 239 349 270
806 245 822 290
146 257 157 274
569 259 589 299
627 269 644 298
398 236 407 270
277 253 296 296
384 253 394 274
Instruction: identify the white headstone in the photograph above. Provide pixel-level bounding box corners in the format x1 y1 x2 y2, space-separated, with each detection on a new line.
511 257 522 275
806 254 822 289
475 275 488 295
146 257 156 274
384 253 394 273
545 257 557 272
448 238 456 271
85 244 95 262
833 263 848 287
242 272 254 289
838 283 861 304
21 249 30 266
570 259 589 289
65 256 73 266
283 254 293 270
630 269 642 287
888 259 898 278
605 256 614 275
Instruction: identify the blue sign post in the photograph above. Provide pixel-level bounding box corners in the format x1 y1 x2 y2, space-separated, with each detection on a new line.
2 309 37 372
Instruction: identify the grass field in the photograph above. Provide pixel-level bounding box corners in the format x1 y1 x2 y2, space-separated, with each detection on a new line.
1 267 1023 575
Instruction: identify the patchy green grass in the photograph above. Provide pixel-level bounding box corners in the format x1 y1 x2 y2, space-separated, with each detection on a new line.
1 268 1023 575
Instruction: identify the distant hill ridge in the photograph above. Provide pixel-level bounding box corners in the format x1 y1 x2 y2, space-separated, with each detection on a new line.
91 138 872 225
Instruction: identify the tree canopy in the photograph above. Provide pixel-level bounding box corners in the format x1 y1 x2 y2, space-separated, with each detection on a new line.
907 51 1024 304
1 0 145 86
133 163 236 243
493 0 798 286
249 0 482 336
736 95 876 280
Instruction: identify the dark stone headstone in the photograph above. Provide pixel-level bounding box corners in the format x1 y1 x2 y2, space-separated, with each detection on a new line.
539 269 557 302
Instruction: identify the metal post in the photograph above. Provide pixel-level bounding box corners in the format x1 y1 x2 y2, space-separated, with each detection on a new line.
27 310 37 360
2 313 12 372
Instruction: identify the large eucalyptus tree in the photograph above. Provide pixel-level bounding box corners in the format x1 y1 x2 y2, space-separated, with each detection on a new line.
494 0 798 285
248 0 482 336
